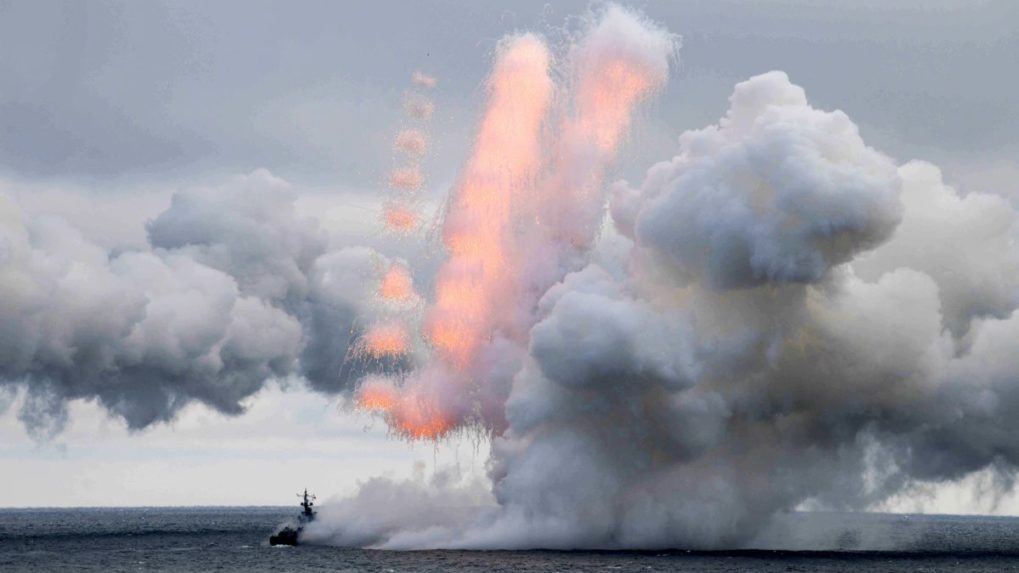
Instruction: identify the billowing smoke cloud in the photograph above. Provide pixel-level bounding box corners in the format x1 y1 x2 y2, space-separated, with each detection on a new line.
615 71 902 289
852 161 1019 342
0 169 389 438
306 5 1019 551
6 0 1019 552
352 5 675 441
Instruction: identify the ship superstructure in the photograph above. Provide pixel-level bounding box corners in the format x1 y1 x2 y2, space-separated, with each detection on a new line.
268 489 316 546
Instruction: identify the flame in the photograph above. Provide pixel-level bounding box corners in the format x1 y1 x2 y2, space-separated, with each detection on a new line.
383 203 419 232
356 380 398 412
389 166 423 191
404 94 435 120
357 16 670 442
359 322 409 358
355 378 455 440
540 49 668 250
392 392 456 439
394 129 428 156
378 263 414 302
426 34 553 369
412 70 438 89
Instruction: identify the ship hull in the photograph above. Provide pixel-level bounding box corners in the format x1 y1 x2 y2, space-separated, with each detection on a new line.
269 527 300 546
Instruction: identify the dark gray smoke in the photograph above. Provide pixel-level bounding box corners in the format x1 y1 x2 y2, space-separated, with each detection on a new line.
0 169 386 439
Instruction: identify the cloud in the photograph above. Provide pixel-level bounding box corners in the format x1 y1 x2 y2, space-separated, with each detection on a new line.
616 71 903 289
854 161 1019 341
312 62 1019 550
0 170 389 438
5 1 1019 552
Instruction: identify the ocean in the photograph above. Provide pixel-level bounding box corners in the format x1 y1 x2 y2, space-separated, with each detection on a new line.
3 507 1019 572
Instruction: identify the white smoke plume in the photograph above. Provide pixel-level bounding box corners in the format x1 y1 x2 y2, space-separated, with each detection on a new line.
306 6 1019 550
0 169 391 438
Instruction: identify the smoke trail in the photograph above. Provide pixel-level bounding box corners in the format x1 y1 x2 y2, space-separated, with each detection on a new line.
404 95 434 120
378 262 416 304
425 33 554 371
382 203 419 233
543 4 674 250
357 322 410 359
352 34 556 441
388 166 423 192
355 5 674 443
353 69 440 430
515 5 675 336
6 0 1019 552
394 129 428 156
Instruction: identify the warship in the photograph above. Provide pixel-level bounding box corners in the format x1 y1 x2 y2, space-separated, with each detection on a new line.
268 489 316 546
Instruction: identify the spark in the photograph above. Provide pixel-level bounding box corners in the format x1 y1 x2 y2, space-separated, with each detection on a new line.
378 263 415 302
359 322 409 359
389 166 423 191
404 95 435 120
383 203 419 233
394 129 428 156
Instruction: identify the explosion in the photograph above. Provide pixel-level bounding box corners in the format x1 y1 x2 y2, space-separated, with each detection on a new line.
305 4 1019 550
404 95 435 120
382 203 419 233
359 7 673 441
388 166 423 192
5 1 1019 554
378 262 415 303
357 322 409 359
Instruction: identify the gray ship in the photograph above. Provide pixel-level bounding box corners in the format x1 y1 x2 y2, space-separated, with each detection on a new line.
269 489 316 546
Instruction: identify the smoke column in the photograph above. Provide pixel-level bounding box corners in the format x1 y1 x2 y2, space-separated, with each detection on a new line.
542 5 673 250
351 34 556 440
382 203 419 233
426 34 553 370
353 7 675 442
360 70 437 363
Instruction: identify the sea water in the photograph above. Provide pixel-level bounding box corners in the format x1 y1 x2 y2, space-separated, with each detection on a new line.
3 507 1019 572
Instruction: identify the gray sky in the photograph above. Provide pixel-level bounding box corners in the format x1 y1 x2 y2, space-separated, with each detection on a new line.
2 0 1016 188
1 0 1017 508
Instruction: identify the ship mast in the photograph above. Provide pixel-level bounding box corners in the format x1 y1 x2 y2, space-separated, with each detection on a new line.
298 488 317 520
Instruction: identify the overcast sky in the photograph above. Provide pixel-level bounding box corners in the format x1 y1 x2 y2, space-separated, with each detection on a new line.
1 0 1017 508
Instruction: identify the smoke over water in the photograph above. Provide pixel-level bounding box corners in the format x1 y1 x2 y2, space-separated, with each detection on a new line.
3 2 1019 550
306 5 1019 549
0 169 396 438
